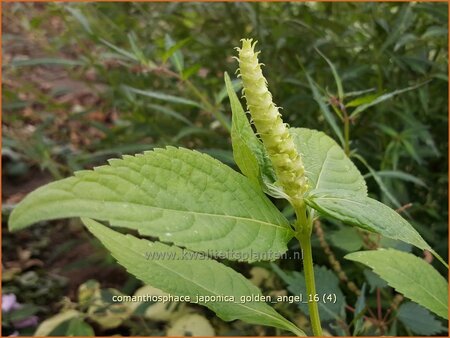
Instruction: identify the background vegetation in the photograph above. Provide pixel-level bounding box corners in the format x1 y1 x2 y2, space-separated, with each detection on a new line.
2 2 448 336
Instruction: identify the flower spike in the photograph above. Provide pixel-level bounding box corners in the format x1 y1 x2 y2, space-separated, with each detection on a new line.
236 39 309 208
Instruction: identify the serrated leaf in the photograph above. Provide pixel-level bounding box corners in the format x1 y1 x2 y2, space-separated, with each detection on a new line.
290 128 367 195
9 147 292 261
83 218 305 336
305 189 433 255
345 249 448 319
397 302 447 335
273 264 346 322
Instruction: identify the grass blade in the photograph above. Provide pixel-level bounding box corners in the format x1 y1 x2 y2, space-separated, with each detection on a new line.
350 82 430 118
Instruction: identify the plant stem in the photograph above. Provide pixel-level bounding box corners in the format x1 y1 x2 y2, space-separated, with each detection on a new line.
343 115 350 156
297 231 323 336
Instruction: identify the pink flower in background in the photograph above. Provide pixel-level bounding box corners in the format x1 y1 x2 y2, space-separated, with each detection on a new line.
2 294 20 312
2 294 39 329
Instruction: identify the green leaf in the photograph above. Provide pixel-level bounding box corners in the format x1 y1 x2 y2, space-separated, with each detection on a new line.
8 304 40 321
304 72 345 146
401 138 423 164
422 26 448 39
9 147 292 261
83 219 305 336
379 237 412 253
226 72 260 184
354 154 404 210
305 189 433 254
181 63 201 80
363 170 426 188
164 34 186 73
380 5 415 53
66 6 92 34
199 148 234 165
172 126 213 143
345 93 382 108
146 103 193 126
345 249 448 319
329 227 363 252
350 82 429 119
343 88 376 98
217 77 242 104
290 128 367 195
352 283 366 336
315 48 344 101
127 32 146 64
225 72 278 195
273 264 346 322
66 317 95 336
9 58 84 67
394 33 417 51
100 39 139 62
397 302 447 335
34 310 81 336
123 85 201 108
363 269 388 292
226 74 366 200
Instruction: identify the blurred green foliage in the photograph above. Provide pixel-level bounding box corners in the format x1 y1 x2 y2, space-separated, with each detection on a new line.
3 2 448 336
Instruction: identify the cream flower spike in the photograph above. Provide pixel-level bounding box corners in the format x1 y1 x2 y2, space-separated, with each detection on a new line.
236 38 309 208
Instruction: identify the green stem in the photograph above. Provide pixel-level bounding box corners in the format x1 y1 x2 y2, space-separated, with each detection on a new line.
344 115 350 156
297 231 323 336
